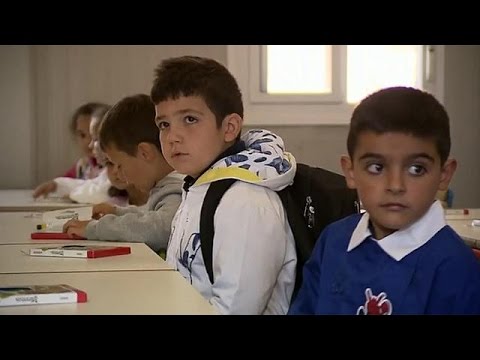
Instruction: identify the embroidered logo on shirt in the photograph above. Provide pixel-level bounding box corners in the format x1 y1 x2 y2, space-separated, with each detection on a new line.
357 288 393 315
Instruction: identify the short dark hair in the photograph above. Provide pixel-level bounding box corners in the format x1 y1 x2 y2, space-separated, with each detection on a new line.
99 94 160 156
70 102 109 134
347 86 451 165
150 56 244 127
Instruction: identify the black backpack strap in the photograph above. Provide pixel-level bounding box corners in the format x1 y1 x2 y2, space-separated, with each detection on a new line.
200 178 237 284
278 187 315 300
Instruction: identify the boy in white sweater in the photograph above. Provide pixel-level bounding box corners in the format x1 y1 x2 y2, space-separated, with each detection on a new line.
151 57 297 314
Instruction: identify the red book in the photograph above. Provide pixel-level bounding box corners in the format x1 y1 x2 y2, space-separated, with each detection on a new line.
29 245 131 258
31 232 86 240
0 284 87 306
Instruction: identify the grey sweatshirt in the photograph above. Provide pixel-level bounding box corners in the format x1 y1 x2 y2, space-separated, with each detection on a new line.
85 172 183 252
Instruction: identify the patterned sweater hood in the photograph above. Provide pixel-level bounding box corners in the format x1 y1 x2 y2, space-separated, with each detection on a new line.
192 129 297 191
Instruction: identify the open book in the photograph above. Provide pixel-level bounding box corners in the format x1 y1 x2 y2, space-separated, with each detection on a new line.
40 206 93 230
30 206 93 240
0 284 87 307
29 245 131 258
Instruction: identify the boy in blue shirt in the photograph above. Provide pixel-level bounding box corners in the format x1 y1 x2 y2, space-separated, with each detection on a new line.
289 86 480 315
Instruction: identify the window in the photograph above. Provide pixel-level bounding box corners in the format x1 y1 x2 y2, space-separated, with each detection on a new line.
227 45 444 125
266 45 332 94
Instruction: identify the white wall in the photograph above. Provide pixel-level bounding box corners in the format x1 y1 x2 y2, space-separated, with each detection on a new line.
1 45 479 208
443 45 480 208
0 46 34 188
30 45 226 184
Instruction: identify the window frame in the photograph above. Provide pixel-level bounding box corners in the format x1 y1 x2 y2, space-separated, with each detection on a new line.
251 45 345 104
227 45 444 126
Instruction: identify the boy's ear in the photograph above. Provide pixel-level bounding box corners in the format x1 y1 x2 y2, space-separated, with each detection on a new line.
438 158 457 191
341 155 357 189
136 142 156 162
223 113 243 142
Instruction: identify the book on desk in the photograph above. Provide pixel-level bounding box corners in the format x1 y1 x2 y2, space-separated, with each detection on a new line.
0 284 87 307
30 206 94 240
28 245 131 258
31 232 86 240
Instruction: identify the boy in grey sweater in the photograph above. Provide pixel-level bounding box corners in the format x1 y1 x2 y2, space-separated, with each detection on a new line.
63 94 182 253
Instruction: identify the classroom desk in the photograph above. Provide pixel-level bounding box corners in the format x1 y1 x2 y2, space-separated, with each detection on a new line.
446 219 480 249
445 208 480 221
0 242 173 274
0 189 88 212
0 271 217 314
0 211 94 245
0 212 36 244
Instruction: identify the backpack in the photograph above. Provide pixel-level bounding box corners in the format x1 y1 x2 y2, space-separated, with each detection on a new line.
199 163 360 300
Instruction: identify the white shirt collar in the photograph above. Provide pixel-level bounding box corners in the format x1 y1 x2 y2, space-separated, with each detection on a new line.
347 200 446 261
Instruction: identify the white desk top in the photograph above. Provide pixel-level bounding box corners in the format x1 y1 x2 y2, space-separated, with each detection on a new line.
0 242 173 274
0 211 97 245
0 190 89 212
0 271 217 315
446 219 480 248
445 208 480 220
0 212 37 244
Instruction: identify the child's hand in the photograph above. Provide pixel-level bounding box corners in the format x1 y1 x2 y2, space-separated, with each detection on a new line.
92 203 116 219
63 219 90 238
33 180 57 199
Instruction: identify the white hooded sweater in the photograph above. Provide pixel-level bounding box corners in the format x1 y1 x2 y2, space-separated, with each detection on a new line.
166 129 297 315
